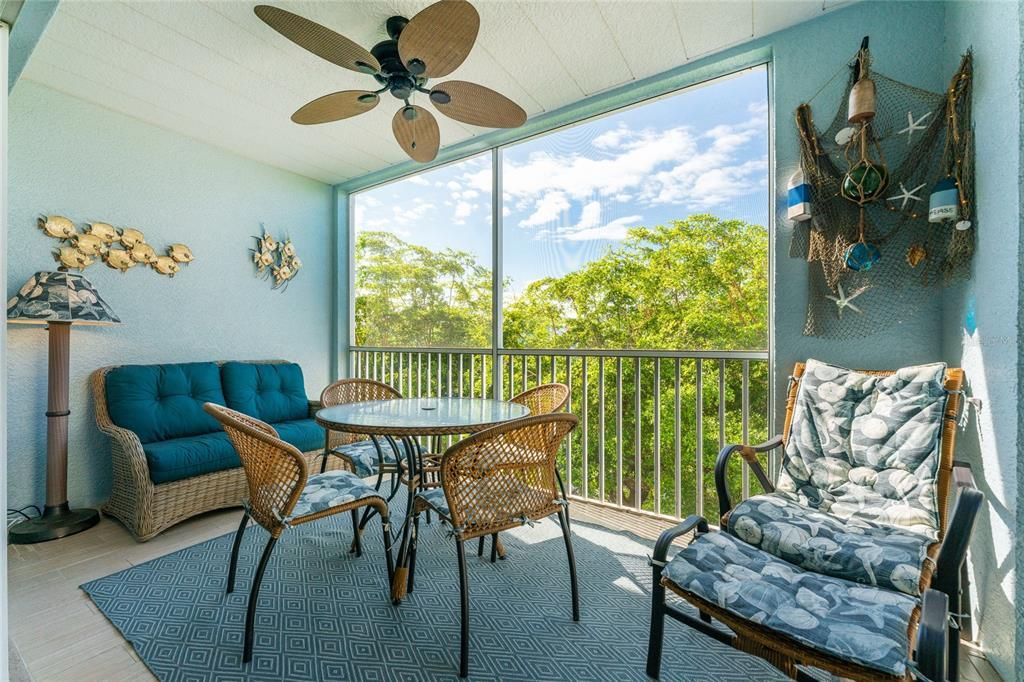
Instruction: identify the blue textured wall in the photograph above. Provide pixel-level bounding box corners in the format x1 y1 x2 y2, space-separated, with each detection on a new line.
941 2 1021 679
6 81 334 510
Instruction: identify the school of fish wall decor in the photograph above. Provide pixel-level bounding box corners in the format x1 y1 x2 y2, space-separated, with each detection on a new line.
38 215 194 278
251 227 301 291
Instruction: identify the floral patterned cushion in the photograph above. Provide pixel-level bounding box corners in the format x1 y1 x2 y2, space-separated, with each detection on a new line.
286 470 383 520
663 531 918 677
728 493 936 596
333 439 406 478
779 359 948 537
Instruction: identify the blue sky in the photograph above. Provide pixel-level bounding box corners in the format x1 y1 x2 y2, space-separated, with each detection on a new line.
354 66 768 298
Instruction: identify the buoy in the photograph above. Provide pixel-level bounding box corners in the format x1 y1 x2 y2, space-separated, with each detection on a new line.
928 177 958 223
787 170 812 222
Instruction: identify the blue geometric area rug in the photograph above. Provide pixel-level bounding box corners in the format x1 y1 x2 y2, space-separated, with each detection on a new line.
82 509 786 681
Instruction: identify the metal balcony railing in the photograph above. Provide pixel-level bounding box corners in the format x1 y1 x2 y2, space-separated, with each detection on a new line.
349 346 771 522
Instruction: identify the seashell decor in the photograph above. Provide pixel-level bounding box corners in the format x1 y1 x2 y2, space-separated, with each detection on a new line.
251 226 301 291
37 215 193 278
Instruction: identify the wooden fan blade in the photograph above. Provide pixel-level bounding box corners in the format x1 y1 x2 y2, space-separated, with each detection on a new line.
398 0 479 78
430 81 527 128
392 105 440 163
292 91 379 125
255 5 380 74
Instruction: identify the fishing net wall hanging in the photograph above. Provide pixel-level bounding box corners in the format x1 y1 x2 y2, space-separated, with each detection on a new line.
789 38 974 338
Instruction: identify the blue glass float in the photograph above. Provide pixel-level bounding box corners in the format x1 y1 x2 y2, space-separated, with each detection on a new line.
844 241 881 271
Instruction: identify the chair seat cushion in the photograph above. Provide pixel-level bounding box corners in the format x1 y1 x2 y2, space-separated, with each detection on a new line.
333 439 407 477
287 470 382 520
415 486 451 520
272 418 324 454
143 431 238 484
727 493 936 596
143 420 323 484
663 531 918 678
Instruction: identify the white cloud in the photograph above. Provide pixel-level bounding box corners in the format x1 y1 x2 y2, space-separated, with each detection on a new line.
407 175 429 186
564 214 643 242
495 111 767 224
519 191 570 227
446 180 461 191
454 201 474 223
576 201 602 230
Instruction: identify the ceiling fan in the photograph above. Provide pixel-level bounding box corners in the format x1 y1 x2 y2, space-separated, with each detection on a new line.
255 0 528 163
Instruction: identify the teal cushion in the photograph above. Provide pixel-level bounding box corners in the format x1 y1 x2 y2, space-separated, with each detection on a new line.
105 362 225 444
221 362 308 423
143 431 238 484
274 419 324 453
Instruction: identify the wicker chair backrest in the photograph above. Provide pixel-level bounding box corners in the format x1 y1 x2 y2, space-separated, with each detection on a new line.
319 377 402 407
509 383 570 416
440 413 577 537
204 403 307 535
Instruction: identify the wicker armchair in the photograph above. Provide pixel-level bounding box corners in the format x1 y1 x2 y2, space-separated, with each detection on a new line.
647 361 983 682
204 403 394 664
92 361 341 541
405 413 580 678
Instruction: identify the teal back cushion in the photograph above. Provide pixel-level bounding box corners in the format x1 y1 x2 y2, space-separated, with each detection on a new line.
105 362 225 443
221 362 308 424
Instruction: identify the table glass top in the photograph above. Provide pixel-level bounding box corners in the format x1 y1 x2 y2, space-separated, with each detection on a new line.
316 397 530 432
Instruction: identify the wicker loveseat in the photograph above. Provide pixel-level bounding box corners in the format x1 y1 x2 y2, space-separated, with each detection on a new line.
93 360 340 541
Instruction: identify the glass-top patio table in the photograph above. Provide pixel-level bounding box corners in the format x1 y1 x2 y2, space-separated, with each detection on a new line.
315 397 531 602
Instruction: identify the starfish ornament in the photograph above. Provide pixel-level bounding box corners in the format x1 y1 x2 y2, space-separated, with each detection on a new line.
826 283 866 318
897 111 931 144
887 181 927 210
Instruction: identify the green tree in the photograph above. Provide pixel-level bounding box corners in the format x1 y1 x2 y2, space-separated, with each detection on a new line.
354 215 769 516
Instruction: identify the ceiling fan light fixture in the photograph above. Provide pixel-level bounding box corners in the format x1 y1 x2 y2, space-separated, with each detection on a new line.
402 106 418 121
429 89 451 105
357 93 379 104
354 61 378 74
407 58 426 75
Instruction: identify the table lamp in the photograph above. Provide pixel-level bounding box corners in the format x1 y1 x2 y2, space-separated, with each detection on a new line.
6 271 120 543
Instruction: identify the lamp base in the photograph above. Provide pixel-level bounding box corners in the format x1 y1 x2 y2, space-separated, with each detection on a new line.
8 503 100 544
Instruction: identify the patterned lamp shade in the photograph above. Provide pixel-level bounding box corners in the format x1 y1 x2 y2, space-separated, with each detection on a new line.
7 271 120 325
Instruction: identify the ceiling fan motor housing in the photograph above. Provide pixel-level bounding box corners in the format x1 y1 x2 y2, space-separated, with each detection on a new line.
371 30 427 100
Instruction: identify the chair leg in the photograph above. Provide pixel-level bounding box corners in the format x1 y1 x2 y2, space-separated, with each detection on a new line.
350 509 363 557
408 513 421 594
320 432 330 474
456 538 470 678
477 536 485 557
381 512 395 588
557 508 580 621
226 510 249 595
489 533 498 563
555 469 571 532
243 536 279 664
646 558 667 679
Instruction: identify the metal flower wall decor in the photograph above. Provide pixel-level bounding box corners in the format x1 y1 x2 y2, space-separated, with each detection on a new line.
251 227 301 290
38 215 194 278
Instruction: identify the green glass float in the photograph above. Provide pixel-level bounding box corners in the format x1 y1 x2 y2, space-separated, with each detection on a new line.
841 159 889 205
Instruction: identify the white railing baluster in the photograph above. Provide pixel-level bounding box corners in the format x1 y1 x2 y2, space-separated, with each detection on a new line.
653 357 661 516
581 357 589 499
696 358 704 519
615 357 623 507
633 356 641 510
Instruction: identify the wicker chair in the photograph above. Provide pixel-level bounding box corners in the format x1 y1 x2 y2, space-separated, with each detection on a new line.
646 361 983 682
92 361 341 541
406 413 580 678
474 383 571 562
204 403 395 664
318 378 407 487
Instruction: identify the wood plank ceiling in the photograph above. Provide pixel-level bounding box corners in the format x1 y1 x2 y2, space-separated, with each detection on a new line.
22 1 848 185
